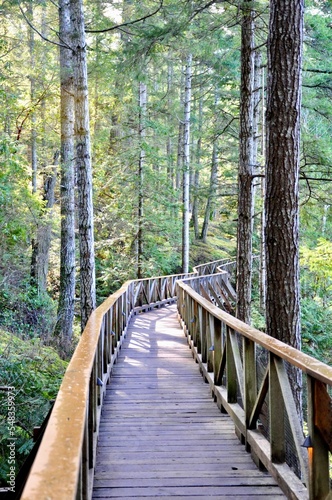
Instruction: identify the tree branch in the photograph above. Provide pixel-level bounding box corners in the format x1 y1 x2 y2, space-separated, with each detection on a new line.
300 175 332 182
303 83 332 92
188 1 218 22
304 68 332 75
16 88 50 140
18 2 69 49
85 1 164 34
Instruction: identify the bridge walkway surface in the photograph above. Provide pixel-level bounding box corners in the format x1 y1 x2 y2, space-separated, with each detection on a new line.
92 305 286 499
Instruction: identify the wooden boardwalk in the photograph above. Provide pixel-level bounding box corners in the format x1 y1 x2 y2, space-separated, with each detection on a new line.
92 305 286 499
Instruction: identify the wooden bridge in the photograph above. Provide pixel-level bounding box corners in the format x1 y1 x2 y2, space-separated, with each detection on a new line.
20 260 332 499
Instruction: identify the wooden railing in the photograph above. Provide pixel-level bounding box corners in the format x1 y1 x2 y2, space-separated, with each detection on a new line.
177 277 332 500
193 257 236 276
20 272 191 500
20 262 332 500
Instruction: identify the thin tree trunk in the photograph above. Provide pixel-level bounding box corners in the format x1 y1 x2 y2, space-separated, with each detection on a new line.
137 81 147 279
252 51 261 197
29 3 38 284
201 141 218 243
260 64 266 312
71 0 96 331
31 155 58 293
28 3 37 195
265 0 304 415
176 66 185 191
182 54 192 274
322 204 329 234
252 51 263 309
54 0 76 346
201 91 219 243
192 93 203 240
166 58 174 186
176 120 184 191
236 1 255 324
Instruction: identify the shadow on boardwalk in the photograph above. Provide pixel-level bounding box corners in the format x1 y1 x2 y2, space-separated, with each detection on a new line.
92 304 286 499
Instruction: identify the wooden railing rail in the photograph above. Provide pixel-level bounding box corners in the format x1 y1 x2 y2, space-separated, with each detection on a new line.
21 271 192 500
176 278 332 500
193 257 236 277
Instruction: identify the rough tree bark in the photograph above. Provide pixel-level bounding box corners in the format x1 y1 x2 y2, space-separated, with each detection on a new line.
236 0 255 324
71 0 96 331
54 0 76 346
265 0 304 414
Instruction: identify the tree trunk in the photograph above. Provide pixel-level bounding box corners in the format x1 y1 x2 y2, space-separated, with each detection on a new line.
259 63 266 312
176 65 185 191
71 0 96 331
201 90 219 244
182 54 192 274
166 58 174 186
265 0 304 414
29 3 38 285
201 141 218 244
192 93 203 241
176 120 184 191
236 0 255 324
54 0 76 346
137 81 147 279
31 154 58 293
28 3 37 195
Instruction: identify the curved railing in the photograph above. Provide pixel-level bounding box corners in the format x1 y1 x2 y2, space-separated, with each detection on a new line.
177 278 332 500
21 261 332 500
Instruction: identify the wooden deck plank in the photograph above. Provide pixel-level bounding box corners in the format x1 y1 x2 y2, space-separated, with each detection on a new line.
92 305 286 499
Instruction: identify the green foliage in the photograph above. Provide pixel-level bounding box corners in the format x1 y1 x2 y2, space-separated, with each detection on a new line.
300 238 332 302
301 298 332 365
300 237 332 365
0 136 40 252
0 283 56 340
0 330 67 486
0 135 56 338
301 2 332 205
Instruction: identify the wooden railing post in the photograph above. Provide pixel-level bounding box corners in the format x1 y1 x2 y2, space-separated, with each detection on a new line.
97 335 103 402
307 376 330 500
190 297 197 346
226 326 237 404
206 314 213 373
244 337 256 431
194 301 201 354
269 353 285 463
213 317 222 386
81 410 89 499
200 306 207 364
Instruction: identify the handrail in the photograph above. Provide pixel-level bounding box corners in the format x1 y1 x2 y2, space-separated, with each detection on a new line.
193 257 236 277
20 260 332 500
21 271 192 500
176 278 332 500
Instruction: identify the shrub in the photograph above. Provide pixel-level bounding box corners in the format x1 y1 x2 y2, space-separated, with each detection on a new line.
0 330 67 486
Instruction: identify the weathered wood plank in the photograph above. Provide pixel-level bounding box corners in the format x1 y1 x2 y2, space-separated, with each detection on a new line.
93 477 285 488
93 485 285 498
93 496 285 500
92 306 285 499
